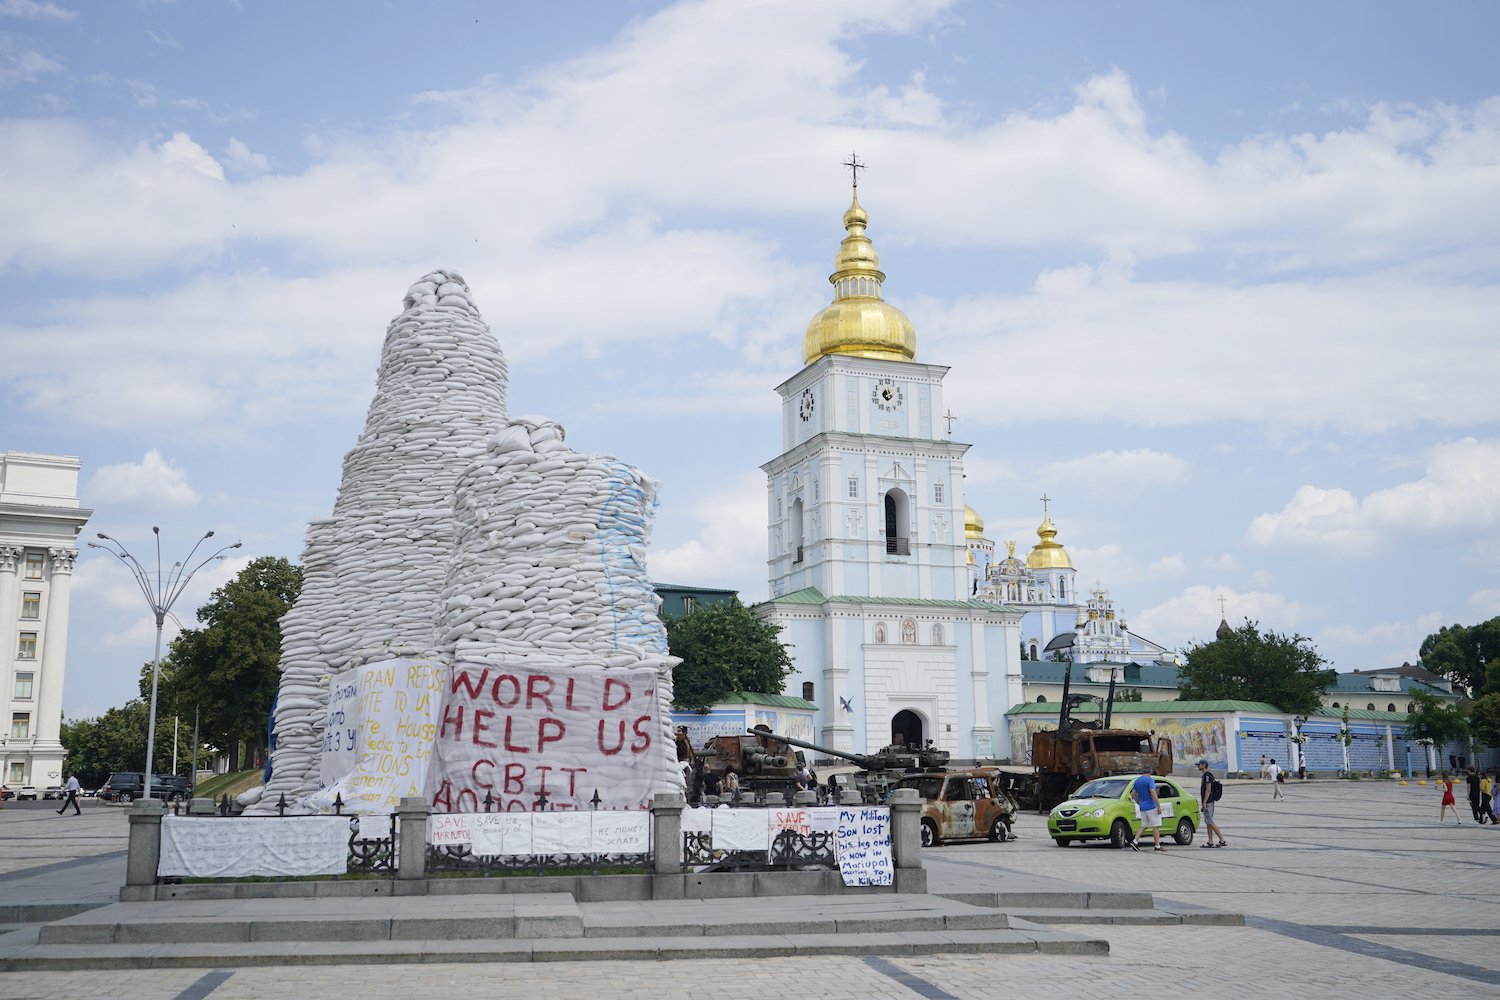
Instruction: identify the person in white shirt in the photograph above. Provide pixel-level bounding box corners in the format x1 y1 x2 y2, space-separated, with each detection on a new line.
1268 758 1285 801
56 773 82 816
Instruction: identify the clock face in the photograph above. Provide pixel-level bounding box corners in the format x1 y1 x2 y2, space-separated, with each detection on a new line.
799 388 815 422
872 379 904 412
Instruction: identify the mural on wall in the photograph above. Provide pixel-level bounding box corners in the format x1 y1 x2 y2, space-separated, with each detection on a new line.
1007 715 1229 773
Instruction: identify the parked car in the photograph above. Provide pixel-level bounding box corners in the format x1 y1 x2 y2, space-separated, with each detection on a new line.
42 786 65 800
16 786 39 801
98 772 193 803
894 766 1020 846
1047 774 1201 848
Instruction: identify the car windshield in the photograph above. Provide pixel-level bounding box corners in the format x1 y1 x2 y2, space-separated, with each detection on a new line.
1072 778 1131 799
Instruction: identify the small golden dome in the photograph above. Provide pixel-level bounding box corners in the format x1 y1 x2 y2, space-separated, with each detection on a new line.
1026 514 1074 570
803 191 917 365
964 505 985 539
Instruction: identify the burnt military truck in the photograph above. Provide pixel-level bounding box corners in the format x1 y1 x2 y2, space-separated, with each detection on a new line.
1031 657 1172 812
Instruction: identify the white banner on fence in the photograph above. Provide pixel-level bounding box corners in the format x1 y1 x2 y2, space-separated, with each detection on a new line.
769 807 840 836
592 811 651 853
159 816 350 879
428 662 673 813
712 808 772 851
682 807 713 833
835 806 894 887
311 657 448 814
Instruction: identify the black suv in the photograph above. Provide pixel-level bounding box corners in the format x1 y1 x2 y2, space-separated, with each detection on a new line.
99 772 193 803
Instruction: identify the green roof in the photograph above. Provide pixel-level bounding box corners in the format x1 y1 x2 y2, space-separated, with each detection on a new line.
758 586 1018 612
1006 699 1283 716
727 692 818 710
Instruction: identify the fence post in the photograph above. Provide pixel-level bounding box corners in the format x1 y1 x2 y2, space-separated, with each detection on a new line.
396 797 430 880
888 787 923 871
652 792 684 875
125 798 165 887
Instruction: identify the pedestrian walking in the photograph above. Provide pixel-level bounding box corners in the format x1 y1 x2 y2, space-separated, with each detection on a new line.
1269 758 1285 800
1479 771 1493 826
1196 759 1228 848
1128 773 1165 852
1439 771 1461 824
1259 754 1268 780
56 773 82 816
1465 768 1483 823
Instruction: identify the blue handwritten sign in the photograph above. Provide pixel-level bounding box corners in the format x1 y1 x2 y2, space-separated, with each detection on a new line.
835 806 893 886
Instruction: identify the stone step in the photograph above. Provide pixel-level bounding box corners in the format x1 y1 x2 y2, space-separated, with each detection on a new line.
937 889 1155 911
0 926 1110 970
1008 906 1245 927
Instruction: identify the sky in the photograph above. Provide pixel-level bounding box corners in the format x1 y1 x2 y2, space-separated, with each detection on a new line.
3 0 1498 720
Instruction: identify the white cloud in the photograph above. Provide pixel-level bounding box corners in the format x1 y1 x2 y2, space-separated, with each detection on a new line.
0 35 63 86
1135 584 1310 651
650 471 766 597
1202 553 1240 573
0 0 76 22
223 138 268 176
1468 589 1500 619
1246 437 1500 556
1036 449 1187 499
87 449 200 508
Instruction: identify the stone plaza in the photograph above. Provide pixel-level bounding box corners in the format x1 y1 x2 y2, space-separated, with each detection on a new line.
1 776 1496 998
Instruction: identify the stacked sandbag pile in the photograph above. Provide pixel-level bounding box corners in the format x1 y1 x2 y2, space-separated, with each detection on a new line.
254 270 509 812
440 416 683 792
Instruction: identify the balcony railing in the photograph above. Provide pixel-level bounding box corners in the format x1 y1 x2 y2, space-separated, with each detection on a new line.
885 538 910 556
793 545 804 564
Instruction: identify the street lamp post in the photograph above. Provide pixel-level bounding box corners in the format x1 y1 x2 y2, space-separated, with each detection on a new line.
87 528 241 802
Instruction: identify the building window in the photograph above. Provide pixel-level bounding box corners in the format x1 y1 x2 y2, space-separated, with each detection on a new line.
1331 702 1339 708
931 624 944 645
6 762 20 784
776 498 783 520
813 479 819 501
1366 703 1375 711
23 552 43 579
1029 642 1038 660
848 477 858 499
1387 703 1397 713
13 672 33 700
21 592 41 619
17 633 37 659
874 623 887 644
681 596 696 615
10 713 29 739
884 489 911 555
901 619 917 644
934 481 944 504
1036 695 1048 703
802 681 815 701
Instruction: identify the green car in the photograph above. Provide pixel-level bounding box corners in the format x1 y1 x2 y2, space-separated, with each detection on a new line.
1047 774 1201 848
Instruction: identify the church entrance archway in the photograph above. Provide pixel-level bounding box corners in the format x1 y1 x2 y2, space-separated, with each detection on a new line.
890 709 924 749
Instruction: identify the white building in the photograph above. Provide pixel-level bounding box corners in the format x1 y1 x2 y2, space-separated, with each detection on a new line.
756 188 1024 761
0 452 91 789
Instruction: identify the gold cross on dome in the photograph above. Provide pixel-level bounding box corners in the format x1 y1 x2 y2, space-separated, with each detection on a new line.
1039 494 1051 518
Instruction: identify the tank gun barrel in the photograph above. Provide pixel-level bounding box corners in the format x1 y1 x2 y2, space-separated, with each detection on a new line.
741 747 790 771
753 730 877 768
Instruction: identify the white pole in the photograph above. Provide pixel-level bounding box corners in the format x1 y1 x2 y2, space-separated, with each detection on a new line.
144 615 164 799
172 716 179 774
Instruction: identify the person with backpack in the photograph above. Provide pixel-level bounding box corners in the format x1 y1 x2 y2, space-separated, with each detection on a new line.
1268 757 1285 800
1196 759 1228 848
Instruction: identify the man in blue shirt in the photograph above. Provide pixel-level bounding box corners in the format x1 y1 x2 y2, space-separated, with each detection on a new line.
1129 773 1164 852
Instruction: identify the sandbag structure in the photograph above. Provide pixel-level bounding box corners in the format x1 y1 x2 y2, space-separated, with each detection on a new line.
254 270 679 813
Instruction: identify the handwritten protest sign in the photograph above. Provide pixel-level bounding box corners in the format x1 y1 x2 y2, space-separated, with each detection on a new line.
159 816 349 878
429 811 475 847
592 811 651 853
310 658 448 814
835 806 894 886
427 661 671 812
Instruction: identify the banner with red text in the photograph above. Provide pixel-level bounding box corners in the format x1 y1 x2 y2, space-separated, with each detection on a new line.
427 661 671 812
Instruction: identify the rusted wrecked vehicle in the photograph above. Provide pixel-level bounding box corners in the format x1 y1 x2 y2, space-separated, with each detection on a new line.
893 767 1019 846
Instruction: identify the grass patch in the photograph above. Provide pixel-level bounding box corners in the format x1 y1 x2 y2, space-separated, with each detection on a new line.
193 770 264 802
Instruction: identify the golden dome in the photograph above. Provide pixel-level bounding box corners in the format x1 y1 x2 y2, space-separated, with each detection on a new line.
1026 514 1074 570
803 191 917 365
964 505 985 539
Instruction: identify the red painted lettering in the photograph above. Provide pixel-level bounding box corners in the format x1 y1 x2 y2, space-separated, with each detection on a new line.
439 704 465 740
565 677 580 711
471 708 497 748
455 788 478 811
560 767 587 795
598 719 626 755
503 715 531 753
630 714 652 753
451 667 489 698
430 780 452 812
538 717 565 751
471 758 495 789
491 674 521 708
603 677 631 711
527 674 556 711
503 763 526 795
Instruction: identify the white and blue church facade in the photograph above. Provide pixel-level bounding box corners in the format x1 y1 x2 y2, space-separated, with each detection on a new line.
755 186 1025 762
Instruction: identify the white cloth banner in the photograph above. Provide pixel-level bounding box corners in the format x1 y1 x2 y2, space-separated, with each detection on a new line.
592 811 651 853
835 807 894 887
768 807 841 836
159 816 350 879
712 808 772 851
311 657 447 814
681 807 713 833
532 812 591 854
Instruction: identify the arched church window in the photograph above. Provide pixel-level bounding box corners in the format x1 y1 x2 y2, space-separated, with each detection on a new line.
1367 703 1375 711
1387 703 1396 713
1059 578 1067 601
884 489 910 555
1036 695 1047 703
1331 702 1339 708
1029 642 1038 660
901 619 917 644
874 623 887 644
931 624 944 645
790 499 805 564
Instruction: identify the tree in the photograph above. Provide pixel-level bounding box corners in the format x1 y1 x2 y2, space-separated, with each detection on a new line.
1404 689 1469 752
60 700 199 787
1178 620 1334 716
1469 692 1500 751
1114 687 1144 703
665 599 793 713
1418 617 1500 697
160 557 303 770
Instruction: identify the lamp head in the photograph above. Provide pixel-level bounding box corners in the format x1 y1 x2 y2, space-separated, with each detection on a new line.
205 530 215 538
152 526 160 535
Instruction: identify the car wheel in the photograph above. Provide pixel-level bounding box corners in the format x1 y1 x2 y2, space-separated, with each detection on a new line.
1174 818 1195 846
920 819 939 847
1109 818 1133 850
1053 837 1071 847
119 792 133 804
988 817 1010 843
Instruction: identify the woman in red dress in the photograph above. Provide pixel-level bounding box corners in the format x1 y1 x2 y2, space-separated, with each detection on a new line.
1439 771 1461 824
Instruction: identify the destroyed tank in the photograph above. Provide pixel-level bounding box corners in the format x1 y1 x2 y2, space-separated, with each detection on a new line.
676 726 807 804
756 729 950 804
